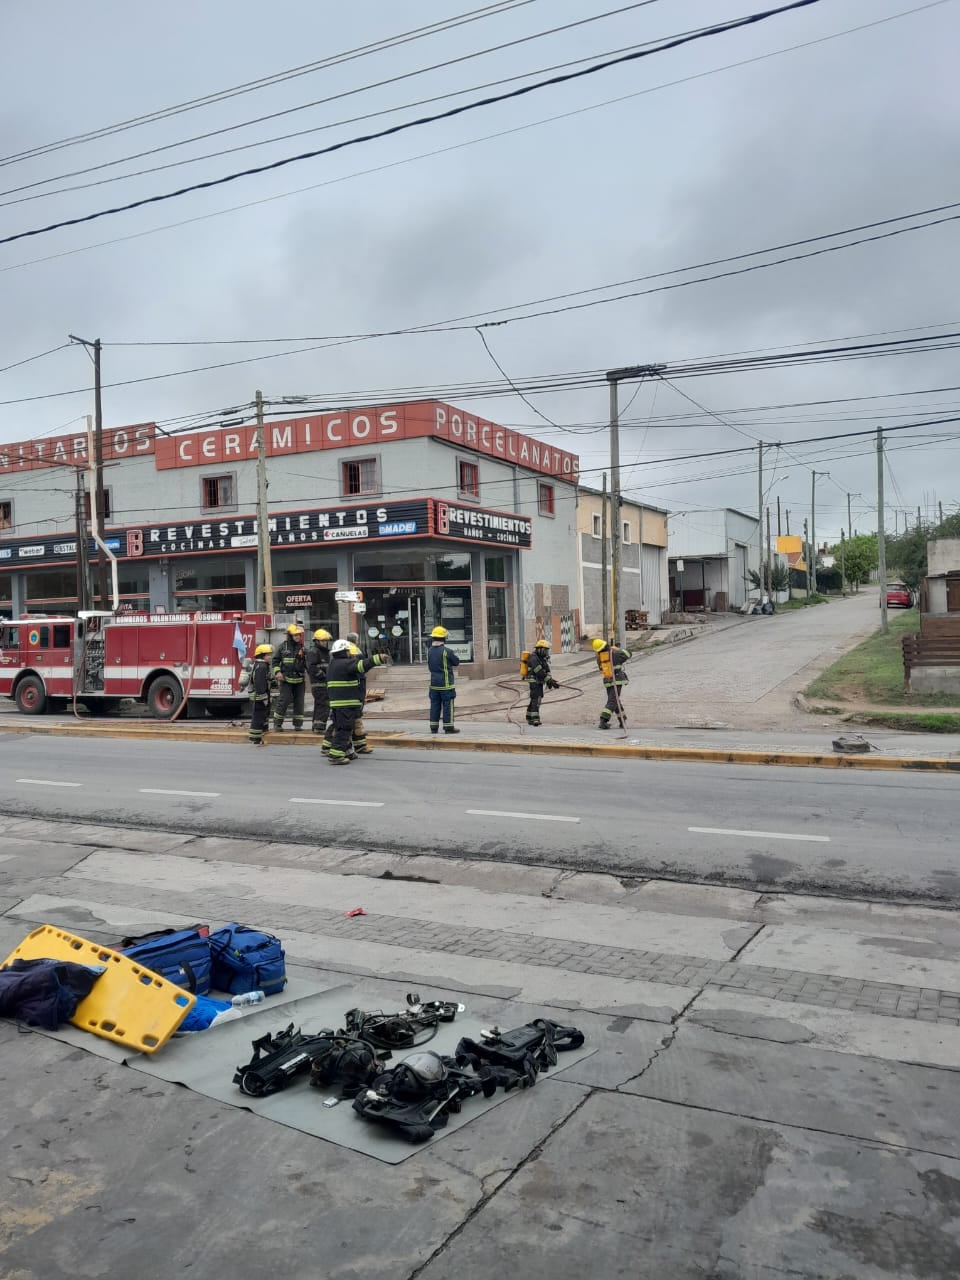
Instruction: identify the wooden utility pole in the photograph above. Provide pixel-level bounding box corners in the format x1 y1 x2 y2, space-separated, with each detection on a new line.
878 428 888 636
765 506 773 602
803 518 810 597
255 390 274 614
786 509 791 535
68 333 107 606
840 528 846 595
776 494 782 536
601 473 609 639
74 470 90 614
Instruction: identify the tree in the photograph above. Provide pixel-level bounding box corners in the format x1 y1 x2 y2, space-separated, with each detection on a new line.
749 563 790 592
830 533 877 587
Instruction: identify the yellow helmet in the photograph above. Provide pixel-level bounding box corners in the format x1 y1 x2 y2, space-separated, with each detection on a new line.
430 626 448 639
535 639 551 649
591 638 606 652
348 643 361 656
313 628 332 642
255 643 273 657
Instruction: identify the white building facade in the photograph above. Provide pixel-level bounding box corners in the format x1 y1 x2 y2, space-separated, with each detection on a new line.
667 509 761 611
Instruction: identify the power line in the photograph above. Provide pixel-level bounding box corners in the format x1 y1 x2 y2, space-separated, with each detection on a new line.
0 0 545 170
0 0 943 276
0 3 666 204
0 343 72 375
0 1 822 248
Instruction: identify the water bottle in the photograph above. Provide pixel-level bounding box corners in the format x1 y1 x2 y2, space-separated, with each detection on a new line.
231 990 265 1008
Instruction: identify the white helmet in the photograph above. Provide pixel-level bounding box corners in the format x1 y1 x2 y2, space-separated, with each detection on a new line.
330 638 352 654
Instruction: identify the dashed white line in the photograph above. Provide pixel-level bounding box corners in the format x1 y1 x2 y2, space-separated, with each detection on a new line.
467 808 580 824
688 826 830 843
140 788 221 798
17 777 82 788
289 797 385 808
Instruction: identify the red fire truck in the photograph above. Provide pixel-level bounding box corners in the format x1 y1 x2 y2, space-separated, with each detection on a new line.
0 611 271 718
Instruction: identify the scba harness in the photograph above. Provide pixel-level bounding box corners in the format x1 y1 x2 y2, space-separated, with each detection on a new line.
352 1050 499 1143
455 1018 585 1087
233 1023 387 1098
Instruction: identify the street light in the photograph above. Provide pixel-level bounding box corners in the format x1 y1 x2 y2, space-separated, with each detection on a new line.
605 364 665 645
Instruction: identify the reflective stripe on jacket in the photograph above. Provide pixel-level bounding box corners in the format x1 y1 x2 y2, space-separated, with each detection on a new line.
597 646 629 686
327 652 382 708
427 643 459 691
526 650 551 685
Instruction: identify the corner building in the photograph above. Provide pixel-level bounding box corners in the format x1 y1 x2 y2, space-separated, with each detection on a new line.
0 401 579 676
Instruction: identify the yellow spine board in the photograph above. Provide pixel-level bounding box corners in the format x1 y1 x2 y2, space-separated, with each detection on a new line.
2 925 195 1054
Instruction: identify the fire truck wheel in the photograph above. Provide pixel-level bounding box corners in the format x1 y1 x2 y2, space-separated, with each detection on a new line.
15 675 47 715
147 675 184 719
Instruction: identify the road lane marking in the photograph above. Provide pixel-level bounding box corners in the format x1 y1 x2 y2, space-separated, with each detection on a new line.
17 778 82 788
140 788 220 798
688 826 830 843
467 809 580 824
289 797 385 808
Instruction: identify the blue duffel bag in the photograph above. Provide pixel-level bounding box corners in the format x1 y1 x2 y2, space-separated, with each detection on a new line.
119 925 213 995
209 924 286 997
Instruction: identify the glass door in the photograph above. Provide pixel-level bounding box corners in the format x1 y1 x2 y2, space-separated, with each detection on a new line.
362 589 425 664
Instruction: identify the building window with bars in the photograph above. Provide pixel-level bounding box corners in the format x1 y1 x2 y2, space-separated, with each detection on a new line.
457 459 480 499
341 457 380 497
0 500 12 530
538 482 555 517
201 474 236 510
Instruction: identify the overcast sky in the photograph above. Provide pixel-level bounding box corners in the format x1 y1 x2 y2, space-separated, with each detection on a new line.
1 0 957 542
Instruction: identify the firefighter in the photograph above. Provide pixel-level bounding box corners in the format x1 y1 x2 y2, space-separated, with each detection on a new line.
248 644 276 746
524 638 560 727
427 625 460 734
592 637 630 729
326 638 387 765
346 632 373 755
273 623 306 731
306 628 332 735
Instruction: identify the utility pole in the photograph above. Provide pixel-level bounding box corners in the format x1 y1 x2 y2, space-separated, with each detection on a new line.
803 518 810 597
809 470 829 596
605 364 664 646
600 473 609 639
68 334 106 605
765 506 773 602
608 379 622 644
786 509 791 535
255 390 274 615
940 500 944 526
847 492 853 540
776 494 782 537
917 504 922 531
878 427 888 636
840 528 846 595
74 470 90 614
757 442 764 592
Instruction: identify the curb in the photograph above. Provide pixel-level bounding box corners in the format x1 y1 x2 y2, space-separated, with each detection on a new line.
0 718 956 771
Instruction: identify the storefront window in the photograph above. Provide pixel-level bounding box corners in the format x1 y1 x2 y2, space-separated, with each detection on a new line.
484 557 508 582
354 550 471 583
0 574 11 619
173 557 246 613
486 587 509 660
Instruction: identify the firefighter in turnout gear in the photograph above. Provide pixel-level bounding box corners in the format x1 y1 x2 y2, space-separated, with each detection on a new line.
248 644 276 746
592 637 629 729
427 626 460 734
325 639 387 765
273 624 306 731
306 628 332 734
523 638 560 727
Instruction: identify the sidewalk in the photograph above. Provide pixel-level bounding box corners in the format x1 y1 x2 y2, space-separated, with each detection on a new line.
2 814 960 1278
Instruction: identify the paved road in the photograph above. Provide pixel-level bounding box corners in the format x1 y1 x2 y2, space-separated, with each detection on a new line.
600 589 882 729
1 733 955 901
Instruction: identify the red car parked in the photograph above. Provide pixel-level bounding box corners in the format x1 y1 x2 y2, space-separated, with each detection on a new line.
884 583 914 608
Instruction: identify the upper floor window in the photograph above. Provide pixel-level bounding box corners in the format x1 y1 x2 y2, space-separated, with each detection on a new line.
0 500 11 530
342 457 380 497
622 521 631 544
458 460 480 499
83 489 112 521
538 483 555 517
591 513 601 538
201 474 236 510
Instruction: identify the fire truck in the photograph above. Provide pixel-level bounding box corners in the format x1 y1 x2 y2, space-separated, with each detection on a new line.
0 611 272 718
